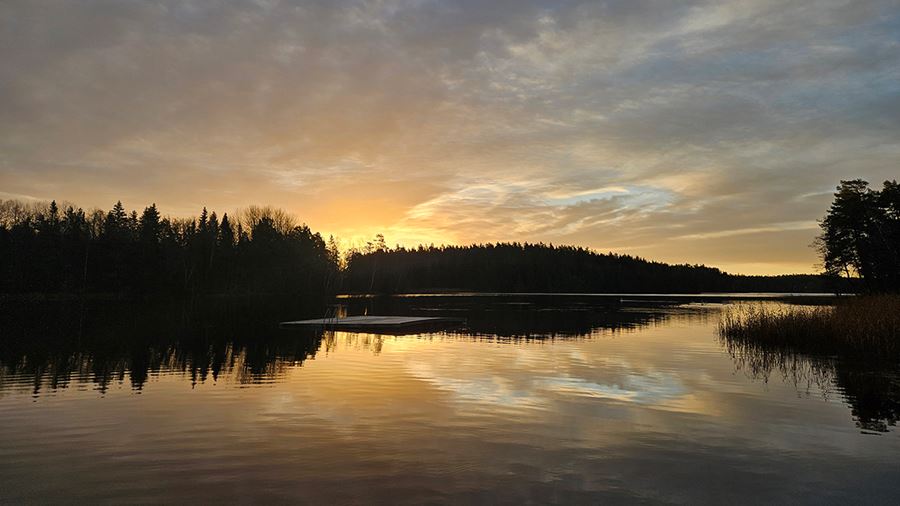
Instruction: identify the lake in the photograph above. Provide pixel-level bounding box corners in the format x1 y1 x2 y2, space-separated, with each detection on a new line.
1 294 898 504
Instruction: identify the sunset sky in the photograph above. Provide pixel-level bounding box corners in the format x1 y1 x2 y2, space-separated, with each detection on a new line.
2 0 898 274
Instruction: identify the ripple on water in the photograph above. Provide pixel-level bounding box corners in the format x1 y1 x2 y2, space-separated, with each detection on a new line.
1 302 899 504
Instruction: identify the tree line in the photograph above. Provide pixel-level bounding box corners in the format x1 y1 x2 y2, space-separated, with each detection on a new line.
0 200 340 296
5 186 886 297
817 179 899 293
342 241 849 294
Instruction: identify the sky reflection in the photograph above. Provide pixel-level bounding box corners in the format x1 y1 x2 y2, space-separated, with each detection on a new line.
1 302 899 503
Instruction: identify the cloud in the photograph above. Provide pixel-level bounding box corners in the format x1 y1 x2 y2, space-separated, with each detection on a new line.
1 0 898 273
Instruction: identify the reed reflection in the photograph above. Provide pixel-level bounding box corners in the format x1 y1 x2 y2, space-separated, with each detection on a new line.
719 326 900 433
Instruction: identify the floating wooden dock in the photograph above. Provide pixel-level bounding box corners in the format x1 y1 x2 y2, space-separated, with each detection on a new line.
279 315 465 334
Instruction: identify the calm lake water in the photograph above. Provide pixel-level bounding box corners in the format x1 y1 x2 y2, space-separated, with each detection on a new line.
1 295 898 504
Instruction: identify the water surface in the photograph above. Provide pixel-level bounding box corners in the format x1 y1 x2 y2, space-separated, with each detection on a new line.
1 296 898 504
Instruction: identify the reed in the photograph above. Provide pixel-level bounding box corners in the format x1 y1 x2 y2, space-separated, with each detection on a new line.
718 295 900 356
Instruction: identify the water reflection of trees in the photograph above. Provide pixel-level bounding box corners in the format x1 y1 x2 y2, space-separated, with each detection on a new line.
719 332 900 433
0 299 326 395
341 295 716 339
316 300 716 359
1 297 707 394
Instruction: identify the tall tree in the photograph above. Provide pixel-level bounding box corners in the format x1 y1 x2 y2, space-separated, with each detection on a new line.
104 201 128 239
139 204 161 244
818 179 900 291
219 213 235 248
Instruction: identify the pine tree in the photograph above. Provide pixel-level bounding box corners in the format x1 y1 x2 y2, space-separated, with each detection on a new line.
139 204 161 244
220 213 235 247
48 200 59 227
198 207 208 234
105 201 127 238
208 212 219 240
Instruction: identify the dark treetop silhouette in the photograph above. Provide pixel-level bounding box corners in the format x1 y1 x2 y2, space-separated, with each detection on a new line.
341 242 850 294
817 179 900 293
0 198 860 297
0 201 340 296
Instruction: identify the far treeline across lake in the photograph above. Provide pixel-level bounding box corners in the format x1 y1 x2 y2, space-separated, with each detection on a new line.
2 179 898 298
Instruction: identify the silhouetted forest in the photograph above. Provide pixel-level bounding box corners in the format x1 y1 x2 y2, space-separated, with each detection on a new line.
1 199 854 296
0 200 340 296
343 242 851 294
